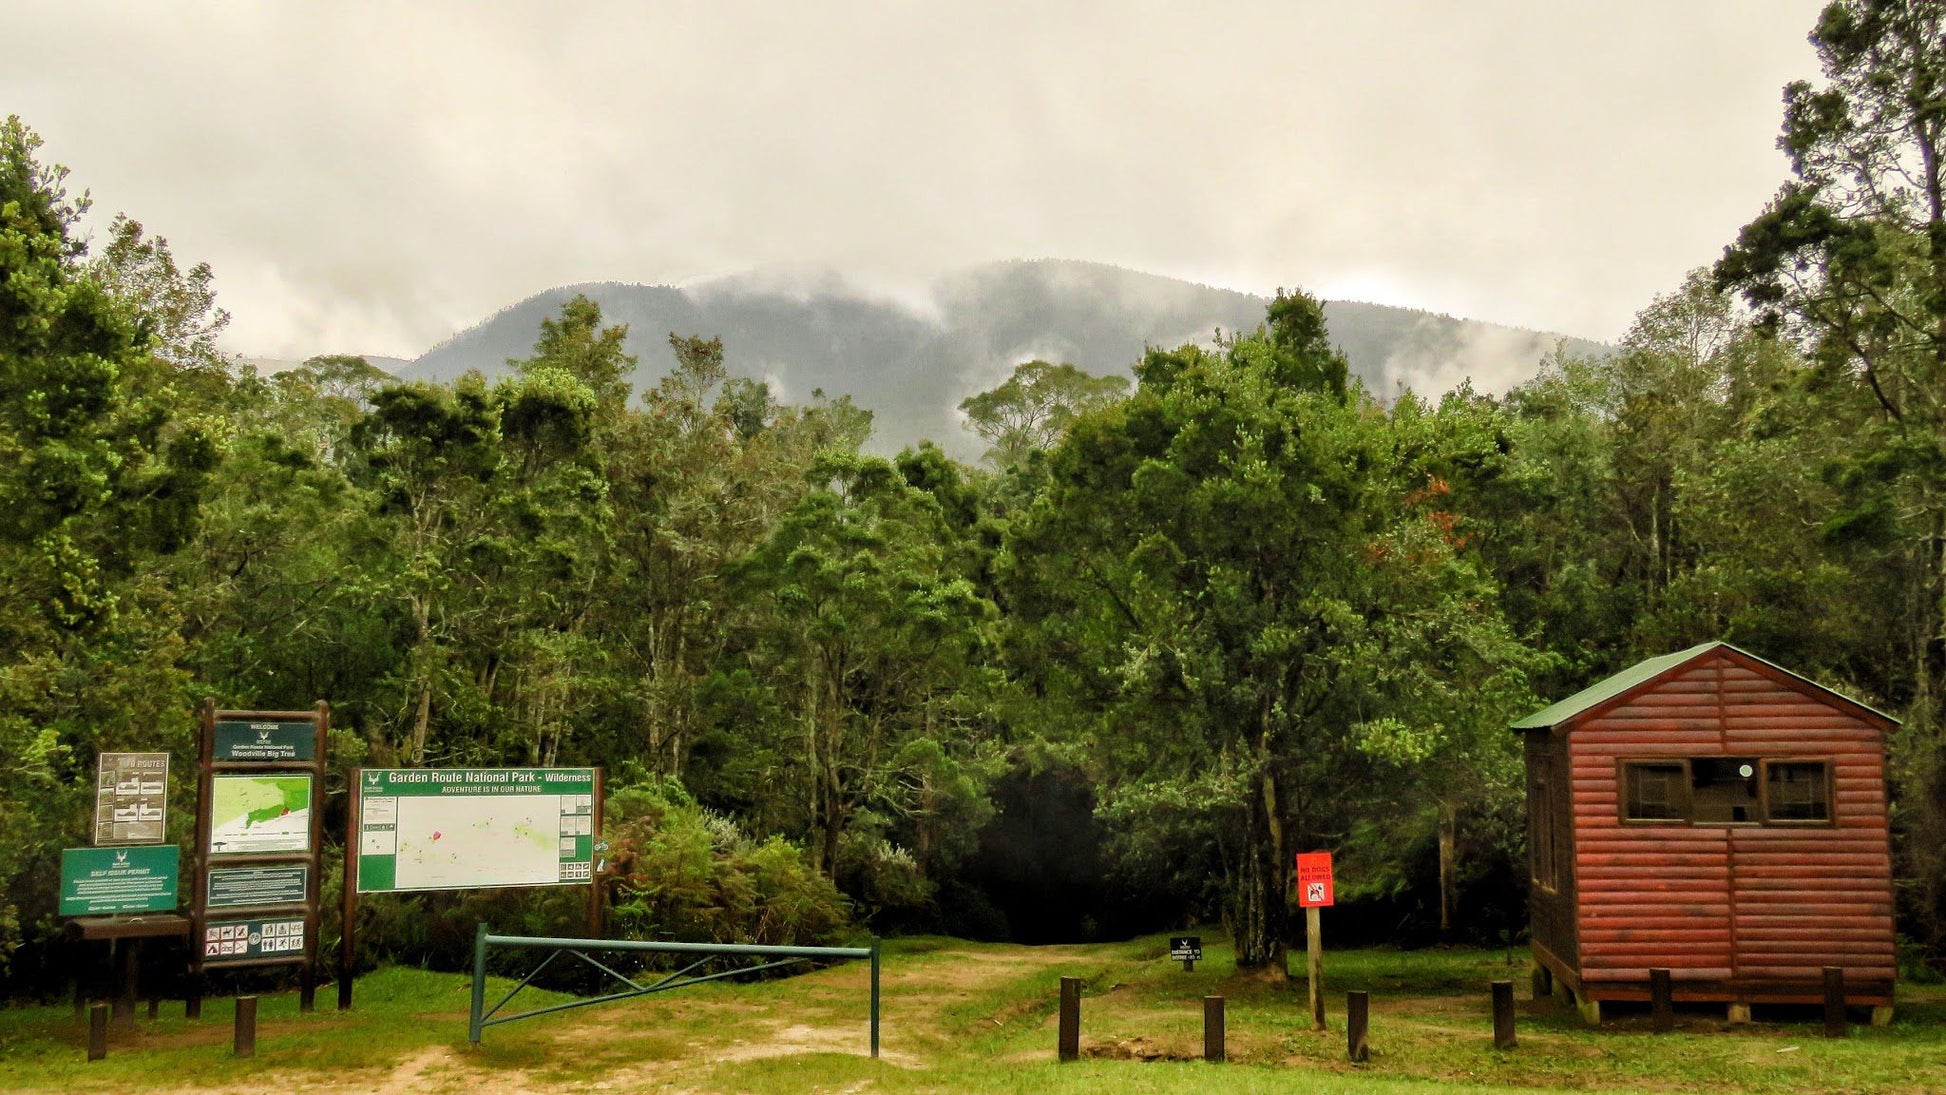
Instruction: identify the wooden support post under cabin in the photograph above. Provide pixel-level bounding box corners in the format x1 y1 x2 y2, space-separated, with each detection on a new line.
1057 977 1081 1062
234 996 257 1057
87 1003 108 1061
1870 1005 1894 1027
1203 996 1224 1062
1346 990 1370 1062
1491 980 1516 1050
1727 1003 1751 1024
1306 904 1325 1031
111 938 138 1030
1823 967 1846 1038
1650 968 1673 1032
1531 962 1552 1001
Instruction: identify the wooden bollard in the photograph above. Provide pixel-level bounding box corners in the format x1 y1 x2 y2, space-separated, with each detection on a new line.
1491 980 1516 1050
1203 996 1225 1062
1057 977 1080 1062
87 1003 108 1061
1346 990 1369 1062
1650 968 1673 1032
234 996 258 1058
1823 967 1846 1038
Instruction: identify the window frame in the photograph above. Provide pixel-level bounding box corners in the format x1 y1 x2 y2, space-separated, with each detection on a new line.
1612 756 1841 827
1758 757 1837 827
1530 776 1558 893
1616 758 1692 826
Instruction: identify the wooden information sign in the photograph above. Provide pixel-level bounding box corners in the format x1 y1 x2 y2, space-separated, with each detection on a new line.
191 700 329 1011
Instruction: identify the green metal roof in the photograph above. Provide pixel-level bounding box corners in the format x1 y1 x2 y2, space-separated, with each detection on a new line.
1510 640 1899 731
1512 641 1723 730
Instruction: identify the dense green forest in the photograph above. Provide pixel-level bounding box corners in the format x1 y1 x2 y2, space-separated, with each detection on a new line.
4 0 1945 994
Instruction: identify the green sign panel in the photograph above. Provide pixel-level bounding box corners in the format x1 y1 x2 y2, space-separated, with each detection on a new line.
60 846 180 916
202 915 306 964
213 719 316 762
357 768 595 893
208 774 313 856
207 865 309 909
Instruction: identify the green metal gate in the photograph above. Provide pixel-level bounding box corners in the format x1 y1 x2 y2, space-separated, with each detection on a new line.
467 924 882 1056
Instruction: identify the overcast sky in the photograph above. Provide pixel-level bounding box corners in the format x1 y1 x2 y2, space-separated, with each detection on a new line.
8 1 1826 360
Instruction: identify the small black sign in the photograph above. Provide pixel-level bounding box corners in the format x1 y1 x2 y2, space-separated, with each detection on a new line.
1169 935 1203 961
213 720 316 762
207 865 309 910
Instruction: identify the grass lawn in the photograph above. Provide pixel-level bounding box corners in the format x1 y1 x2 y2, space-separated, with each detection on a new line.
1 935 1941 1093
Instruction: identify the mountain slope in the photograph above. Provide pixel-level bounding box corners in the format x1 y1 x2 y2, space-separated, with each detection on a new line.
405 260 1607 457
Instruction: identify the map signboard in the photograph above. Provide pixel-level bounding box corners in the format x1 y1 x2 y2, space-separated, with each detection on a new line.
213 718 317 762
201 915 307 963
94 752 168 845
60 845 179 916
207 864 309 909
208 774 313 856
355 768 596 893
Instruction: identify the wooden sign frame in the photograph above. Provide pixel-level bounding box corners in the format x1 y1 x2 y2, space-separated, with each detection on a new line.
190 700 329 1012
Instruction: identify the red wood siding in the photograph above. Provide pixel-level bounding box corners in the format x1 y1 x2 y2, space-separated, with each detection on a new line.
1561 651 1894 1001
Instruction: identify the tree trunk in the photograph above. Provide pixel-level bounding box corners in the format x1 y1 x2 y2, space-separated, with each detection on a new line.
804 662 823 874
407 596 434 764
1232 744 1290 977
1437 801 1458 941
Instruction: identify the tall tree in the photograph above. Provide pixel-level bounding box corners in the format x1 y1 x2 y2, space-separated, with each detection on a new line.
0 117 214 975
730 452 993 876
1004 291 1532 969
1716 0 1946 954
958 360 1129 468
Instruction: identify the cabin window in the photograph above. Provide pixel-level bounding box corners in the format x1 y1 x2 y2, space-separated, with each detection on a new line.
1690 756 1760 824
1530 778 1558 891
1615 757 1837 825
1764 760 1832 823
1621 761 1688 822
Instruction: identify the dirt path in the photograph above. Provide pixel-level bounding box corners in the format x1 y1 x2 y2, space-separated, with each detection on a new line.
346 941 1078 1094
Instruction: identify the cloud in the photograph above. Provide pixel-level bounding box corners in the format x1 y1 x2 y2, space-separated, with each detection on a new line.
3 1 1826 358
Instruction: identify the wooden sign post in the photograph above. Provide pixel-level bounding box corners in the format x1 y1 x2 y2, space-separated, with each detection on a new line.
1296 850 1335 1032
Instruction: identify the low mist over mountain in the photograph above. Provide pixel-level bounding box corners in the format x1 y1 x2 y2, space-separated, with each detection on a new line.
404 260 1607 458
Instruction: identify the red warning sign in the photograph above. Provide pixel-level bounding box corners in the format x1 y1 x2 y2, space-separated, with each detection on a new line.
1296 851 1335 908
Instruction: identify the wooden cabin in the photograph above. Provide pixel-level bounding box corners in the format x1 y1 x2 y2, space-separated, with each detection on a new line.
1512 641 1897 1023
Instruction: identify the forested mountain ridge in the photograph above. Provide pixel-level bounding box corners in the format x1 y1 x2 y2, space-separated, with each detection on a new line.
5 0 1946 999
402 261 1609 456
